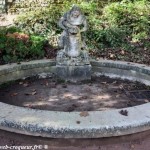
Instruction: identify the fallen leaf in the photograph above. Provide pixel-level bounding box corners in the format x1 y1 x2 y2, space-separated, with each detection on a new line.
84 86 91 92
19 82 23 85
112 81 117 84
79 96 88 100
27 104 33 108
110 54 114 58
23 83 29 87
116 94 120 98
80 111 89 117
144 99 149 103
38 96 44 101
131 144 135 149
11 93 18 96
119 85 124 89
62 84 67 88
32 89 36 92
101 82 107 84
119 110 128 116
17 62 21 64
65 96 72 99
67 106 74 112
45 81 49 86
121 50 125 55
50 83 57 88
25 93 30 96
31 91 37 95
76 121 81 124
72 104 78 107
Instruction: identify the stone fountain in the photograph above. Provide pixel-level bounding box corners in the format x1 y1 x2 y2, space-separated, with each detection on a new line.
56 5 91 82
1 4 150 140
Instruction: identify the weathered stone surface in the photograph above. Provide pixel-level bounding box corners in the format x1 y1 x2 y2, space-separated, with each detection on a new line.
0 59 56 84
56 6 90 66
56 65 91 82
0 102 150 138
56 6 91 81
0 59 150 138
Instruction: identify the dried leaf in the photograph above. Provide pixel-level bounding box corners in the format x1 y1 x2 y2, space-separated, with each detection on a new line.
84 86 91 92
27 104 33 108
11 93 18 96
116 94 120 98
32 89 36 92
65 96 72 99
25 93 30 96
80 111 89 117
119 110 128 116
110 54 114 58
62 84 67 88
76 121 81 124
23 83 29 87
101 82 107 84
50 83 57 88
17 62 21 64
31 91 37 95
131 144 135 149
144 99 149 103
19 82 23 85
121 50 125 55
79 96 88 100
45 81 49 86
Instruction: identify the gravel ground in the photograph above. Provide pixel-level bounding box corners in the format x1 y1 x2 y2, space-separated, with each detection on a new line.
0 129 150 150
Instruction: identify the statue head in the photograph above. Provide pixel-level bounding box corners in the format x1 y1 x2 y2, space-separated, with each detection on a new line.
70 5 82 18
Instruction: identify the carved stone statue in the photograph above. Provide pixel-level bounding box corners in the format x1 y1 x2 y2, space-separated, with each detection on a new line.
56 5 90 66
56 5 91 82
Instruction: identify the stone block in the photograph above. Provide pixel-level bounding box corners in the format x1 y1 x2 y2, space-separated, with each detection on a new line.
56 65 91 82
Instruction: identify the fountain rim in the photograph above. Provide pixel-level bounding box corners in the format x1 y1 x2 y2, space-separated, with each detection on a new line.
0 59 150 138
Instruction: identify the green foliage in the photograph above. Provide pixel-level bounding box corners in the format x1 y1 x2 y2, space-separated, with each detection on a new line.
3 0 150 64
14 1 100 46
0 27 45 63
85 0 150 56
14 7 61 37
102 0 150 42
5 26 21 33
87 27 128 49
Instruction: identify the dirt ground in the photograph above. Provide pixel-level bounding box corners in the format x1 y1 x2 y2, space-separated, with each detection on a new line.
0 129 150 150
0 75 149 112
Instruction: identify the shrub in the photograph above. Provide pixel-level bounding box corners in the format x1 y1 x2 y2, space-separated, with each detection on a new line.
13 0 150 59
0 27 45 63
87 27 128 49
14 1 99 46
102 0 150 42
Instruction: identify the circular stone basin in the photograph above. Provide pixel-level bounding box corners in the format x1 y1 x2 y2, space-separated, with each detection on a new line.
0 59 150 138
0 75 149 112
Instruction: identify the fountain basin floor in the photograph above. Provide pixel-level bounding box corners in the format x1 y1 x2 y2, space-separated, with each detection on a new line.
0 75 149 112
0 59 150 138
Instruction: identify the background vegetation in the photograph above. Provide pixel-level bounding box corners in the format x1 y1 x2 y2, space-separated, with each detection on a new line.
0 0 150 64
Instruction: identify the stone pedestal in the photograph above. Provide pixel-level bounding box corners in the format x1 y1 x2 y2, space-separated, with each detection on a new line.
56 65 91 82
